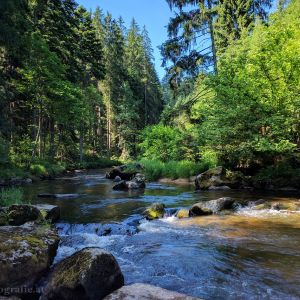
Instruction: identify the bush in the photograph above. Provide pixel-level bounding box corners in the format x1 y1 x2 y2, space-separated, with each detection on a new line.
139 125 185 162
140 159 208 181
0 187 24 206
30 164 47 177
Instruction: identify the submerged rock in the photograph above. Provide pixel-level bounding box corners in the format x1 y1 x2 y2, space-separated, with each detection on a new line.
42 247 124 300
195 167 243 190
144 203 165 220
38 193 79 199
104 283 200 300
189 197 234 216
0 223 59 294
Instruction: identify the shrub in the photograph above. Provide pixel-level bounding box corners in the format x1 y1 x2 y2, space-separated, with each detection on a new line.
30 164 47 177
139 125 185 162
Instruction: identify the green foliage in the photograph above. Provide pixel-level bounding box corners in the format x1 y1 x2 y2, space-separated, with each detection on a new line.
0 188 23 206
29 162 65 178
140 159 207 181
139 125 185 162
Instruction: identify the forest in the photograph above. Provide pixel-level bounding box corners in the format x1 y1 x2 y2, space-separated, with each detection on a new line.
0 0 299 185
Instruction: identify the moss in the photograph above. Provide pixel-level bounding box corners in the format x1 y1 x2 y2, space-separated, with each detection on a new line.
176 209 189 219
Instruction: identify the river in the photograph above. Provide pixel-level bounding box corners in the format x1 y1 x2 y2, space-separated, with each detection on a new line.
22 169 300 300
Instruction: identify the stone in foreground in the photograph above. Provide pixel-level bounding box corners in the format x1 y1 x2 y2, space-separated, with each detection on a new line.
41 247 124 300
104 283 201 300
0 224 59 292
189 197 234 216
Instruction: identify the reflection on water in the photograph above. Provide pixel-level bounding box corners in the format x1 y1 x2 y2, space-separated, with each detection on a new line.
23 169 300 300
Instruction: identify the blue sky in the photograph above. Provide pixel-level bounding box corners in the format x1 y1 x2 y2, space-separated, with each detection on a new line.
77 0 173 79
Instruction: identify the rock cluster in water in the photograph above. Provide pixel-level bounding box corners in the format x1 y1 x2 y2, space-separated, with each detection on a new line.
106 163 146 190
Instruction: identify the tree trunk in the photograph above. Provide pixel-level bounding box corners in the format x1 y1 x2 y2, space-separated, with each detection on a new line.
207 0 218 74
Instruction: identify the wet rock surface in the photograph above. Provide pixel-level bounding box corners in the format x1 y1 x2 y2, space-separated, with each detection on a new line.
144 203 165 220
189 197 234 216
104 283 201 300
42 247 124 300
113 174 146 190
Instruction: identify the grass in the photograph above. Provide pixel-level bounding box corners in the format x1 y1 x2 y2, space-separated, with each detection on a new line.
0 187 24 206
140 159 209 181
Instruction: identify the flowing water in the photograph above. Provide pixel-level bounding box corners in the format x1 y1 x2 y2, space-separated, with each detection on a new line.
23 169 300 300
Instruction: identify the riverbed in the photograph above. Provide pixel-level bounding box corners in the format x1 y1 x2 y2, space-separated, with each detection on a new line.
23 169 300 300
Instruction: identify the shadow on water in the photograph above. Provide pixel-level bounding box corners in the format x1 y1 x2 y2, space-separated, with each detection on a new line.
22 169 300 300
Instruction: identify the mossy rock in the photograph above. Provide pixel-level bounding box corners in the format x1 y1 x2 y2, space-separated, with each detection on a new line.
41 247 124 300
0 223 59 294
7 205 42 226
176 209 190 219
195 167 244 190
144 203 165 220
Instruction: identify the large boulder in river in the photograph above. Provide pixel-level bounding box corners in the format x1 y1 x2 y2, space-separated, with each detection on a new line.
189 197 234 216
104 283 200 300
0 223 59 294
42 247 124 300
195 166 243 190
144 203 165 220
113 174 146 191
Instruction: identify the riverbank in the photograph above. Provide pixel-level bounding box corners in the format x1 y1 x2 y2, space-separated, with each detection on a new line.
0 157 121 187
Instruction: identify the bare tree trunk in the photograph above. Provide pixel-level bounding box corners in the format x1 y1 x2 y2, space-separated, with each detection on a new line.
207 0 218 74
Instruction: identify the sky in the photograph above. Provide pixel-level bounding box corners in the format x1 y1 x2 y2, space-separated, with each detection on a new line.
77 0 174 79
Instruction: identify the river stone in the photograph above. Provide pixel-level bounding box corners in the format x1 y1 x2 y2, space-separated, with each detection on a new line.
113 176 122 182
37 194 79 199
7 205 42 226
113 174 146 190
41 247 124 300
0 223 59 294
176 209 190 219
144 203 165 220
103 283 201 300
195 167 243 190
189 197 234 216
32 204 60 223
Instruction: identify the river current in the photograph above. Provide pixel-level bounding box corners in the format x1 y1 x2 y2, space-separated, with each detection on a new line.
23 169 300 300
